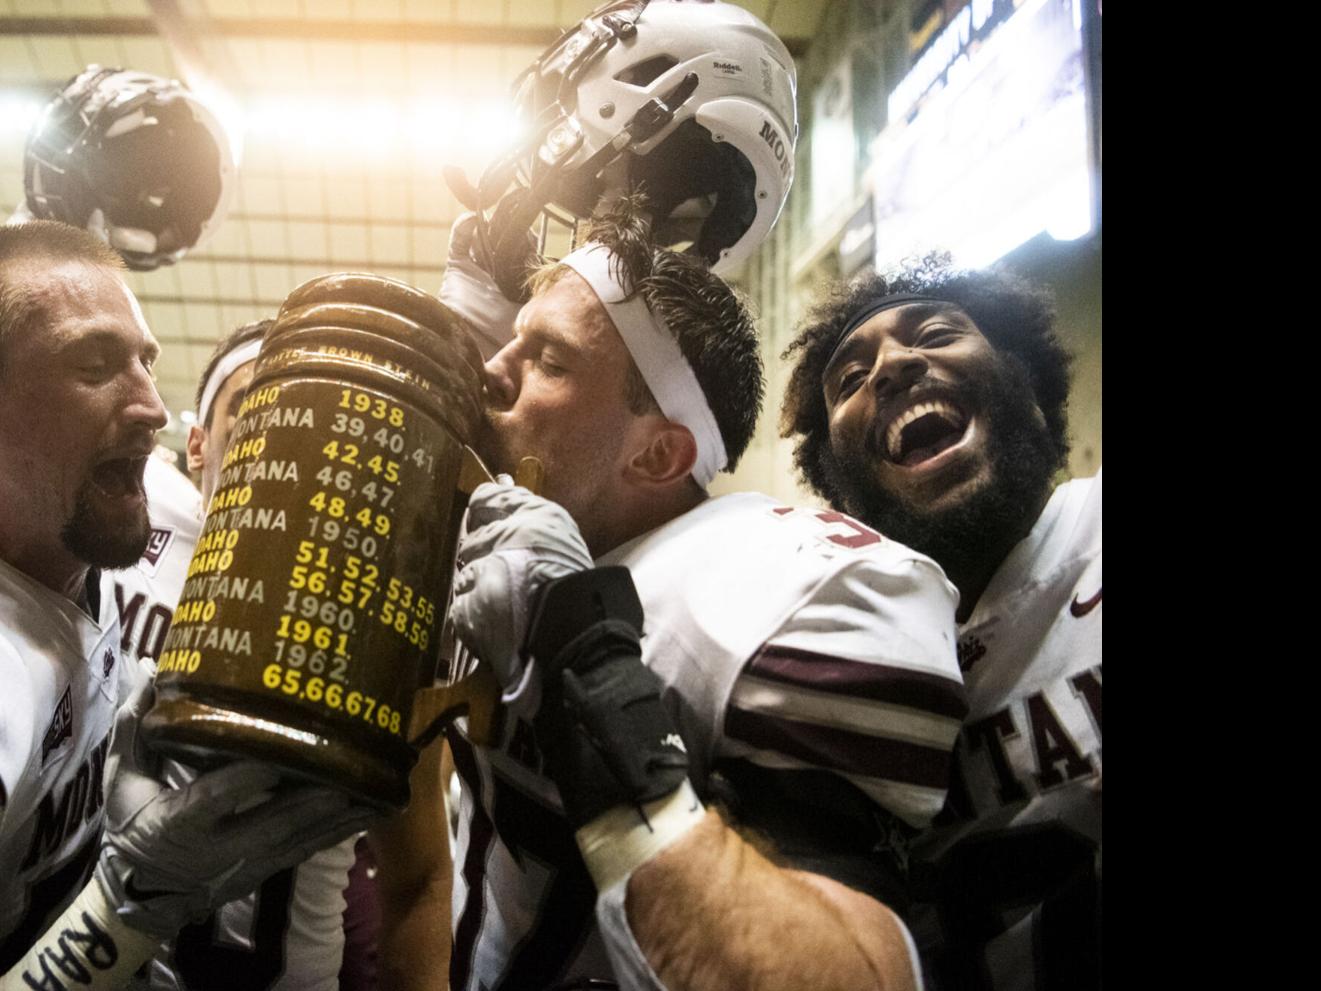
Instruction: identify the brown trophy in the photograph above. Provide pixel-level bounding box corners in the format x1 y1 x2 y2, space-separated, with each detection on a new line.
142 272 517 810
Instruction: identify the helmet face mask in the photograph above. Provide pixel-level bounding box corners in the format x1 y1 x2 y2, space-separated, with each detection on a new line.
473 0 797 277
24 65 235 271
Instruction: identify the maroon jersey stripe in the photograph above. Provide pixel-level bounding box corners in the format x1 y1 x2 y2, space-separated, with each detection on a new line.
747 644 968 719
725 705 954 790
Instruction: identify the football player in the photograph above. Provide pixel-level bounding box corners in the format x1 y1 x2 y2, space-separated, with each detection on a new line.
438 206 967 991
780 257 1102 990
0 222 373 991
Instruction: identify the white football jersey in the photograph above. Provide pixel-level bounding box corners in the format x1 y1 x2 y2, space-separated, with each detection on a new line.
912 474 1102 991
104 459 360 991
107 457 202 665
449 492 966 991
0 558 121 970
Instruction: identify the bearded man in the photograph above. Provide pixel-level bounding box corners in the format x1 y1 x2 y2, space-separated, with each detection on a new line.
781 256 1101 991
0 221 371 991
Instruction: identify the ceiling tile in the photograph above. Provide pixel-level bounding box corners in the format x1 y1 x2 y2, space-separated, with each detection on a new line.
290 262 330 287
103 0 153 14
115 36 175 77
454 0 490 25
368 226 410 265
324 175 369 218
177 263 219 297
366 176 410 222
31 37 85 80
328 221 369 261
307 41 360 89
55 0 111 15
255 39 313 88
204 214 249 254
242 217 288 256
205 0 254 17
220 302 270 331
311 0 355 20
508 0 557 28
354 0 404 20
411 225 445 266
66 36 125 71
287 220 330 259
237 174 284 213
402 0 451 23
210 260 251 299
0 38 38 81
559 1 599 24
404 43 455 88
282 172 327 215
183 301 219 338
253 261 296 302
249 0 297 16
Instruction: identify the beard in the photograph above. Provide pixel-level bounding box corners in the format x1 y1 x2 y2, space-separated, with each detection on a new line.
823 354 1061 583
60 476 152 569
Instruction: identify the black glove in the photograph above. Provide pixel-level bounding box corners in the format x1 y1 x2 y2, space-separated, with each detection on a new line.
525 568 690 828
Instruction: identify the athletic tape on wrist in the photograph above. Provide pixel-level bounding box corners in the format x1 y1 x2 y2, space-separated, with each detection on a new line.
575 778 706 893
0 878 160 990
196 338 262 428
559 244 727 487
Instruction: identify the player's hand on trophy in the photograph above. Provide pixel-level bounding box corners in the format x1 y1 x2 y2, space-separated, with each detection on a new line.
451 480 593 718
438 211 524 357
96 676 379 938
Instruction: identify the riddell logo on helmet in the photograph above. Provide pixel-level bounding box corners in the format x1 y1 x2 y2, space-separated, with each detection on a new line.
758 120 790 177
712 60 743 75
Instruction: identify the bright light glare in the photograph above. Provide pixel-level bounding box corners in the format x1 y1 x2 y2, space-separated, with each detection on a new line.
190 80 247 168
869 0 1091 271
0 89 526 168
0 96 42 139
239 96 527 164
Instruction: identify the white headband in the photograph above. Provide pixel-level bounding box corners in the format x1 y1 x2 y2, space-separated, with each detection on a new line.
559 244 727 487
196 338 262 428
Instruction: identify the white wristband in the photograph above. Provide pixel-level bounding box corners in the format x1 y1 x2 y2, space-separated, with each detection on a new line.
0 878 160 990
575 779 707 894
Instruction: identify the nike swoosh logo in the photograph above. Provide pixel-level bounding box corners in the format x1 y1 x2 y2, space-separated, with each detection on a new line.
1070 587 1102 617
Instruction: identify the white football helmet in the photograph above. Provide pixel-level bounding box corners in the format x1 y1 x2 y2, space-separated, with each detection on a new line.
460 0 797 293
23 65 235 271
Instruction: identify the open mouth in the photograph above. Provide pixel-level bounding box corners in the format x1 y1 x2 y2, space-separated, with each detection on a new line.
91 456 148 500
883 399 969 467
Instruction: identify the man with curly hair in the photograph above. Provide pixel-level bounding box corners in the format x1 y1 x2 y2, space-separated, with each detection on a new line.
781 255 1101 991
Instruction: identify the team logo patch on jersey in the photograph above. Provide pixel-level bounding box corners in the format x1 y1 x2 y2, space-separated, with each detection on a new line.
139 525 175 576
102 646 116 677
957 634 988 673
41 685 74 765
